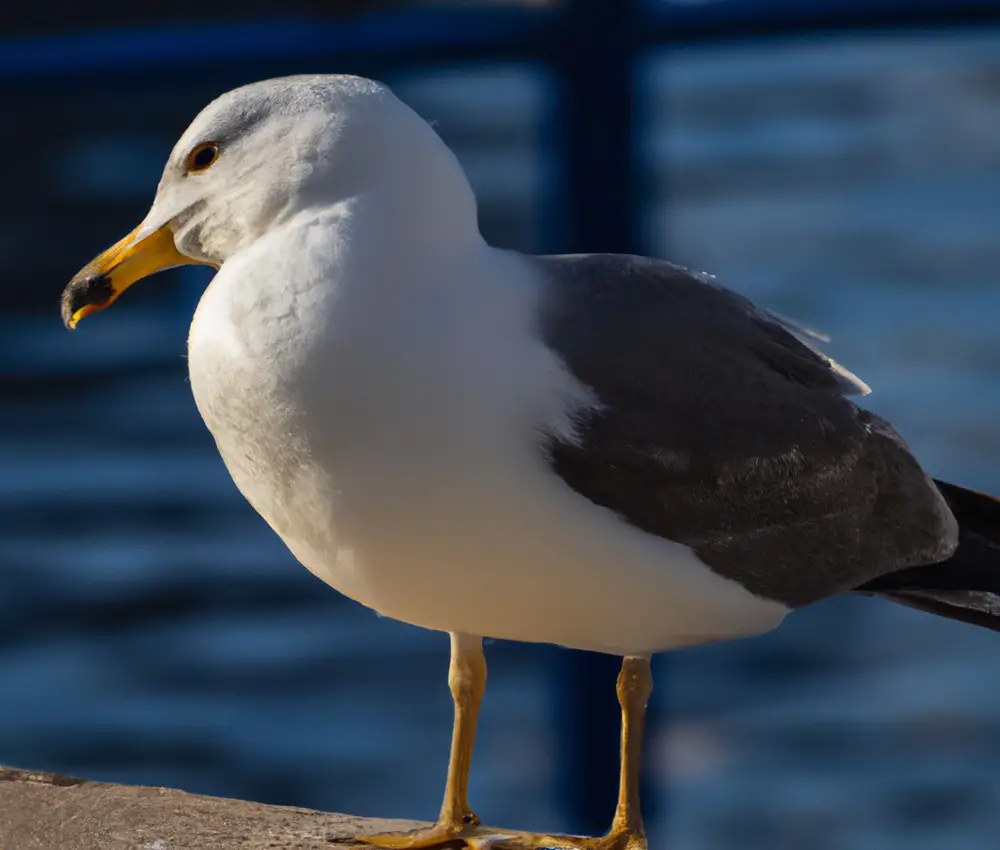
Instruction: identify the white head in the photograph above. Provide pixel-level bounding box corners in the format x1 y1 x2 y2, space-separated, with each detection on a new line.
61 74 478 328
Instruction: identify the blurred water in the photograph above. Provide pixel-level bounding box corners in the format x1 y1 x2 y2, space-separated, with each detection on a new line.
3 27 1000 850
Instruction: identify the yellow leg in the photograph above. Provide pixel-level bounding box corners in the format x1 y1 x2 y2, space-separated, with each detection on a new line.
439 632 487 829
358 652 653 850
605 655 653 847
459 656 652 850
356 633 487 848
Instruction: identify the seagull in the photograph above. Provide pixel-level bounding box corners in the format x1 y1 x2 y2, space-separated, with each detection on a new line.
61 75 1000 850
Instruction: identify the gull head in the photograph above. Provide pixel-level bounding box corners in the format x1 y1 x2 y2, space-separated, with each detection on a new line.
61 74 476 329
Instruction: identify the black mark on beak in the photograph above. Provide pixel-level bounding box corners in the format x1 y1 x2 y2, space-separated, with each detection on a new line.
61 273 114 329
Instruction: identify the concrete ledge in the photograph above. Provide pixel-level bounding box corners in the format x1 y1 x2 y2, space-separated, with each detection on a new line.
0 766 425 850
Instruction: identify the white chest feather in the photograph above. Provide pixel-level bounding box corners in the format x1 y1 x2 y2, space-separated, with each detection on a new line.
188 218 785 656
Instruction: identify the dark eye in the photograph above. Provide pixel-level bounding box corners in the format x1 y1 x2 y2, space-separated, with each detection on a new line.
186 142 219 173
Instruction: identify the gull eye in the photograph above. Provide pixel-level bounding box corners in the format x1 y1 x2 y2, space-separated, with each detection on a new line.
186 142 220 173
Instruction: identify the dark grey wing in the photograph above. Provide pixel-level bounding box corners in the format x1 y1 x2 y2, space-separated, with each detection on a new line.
535 253 957 607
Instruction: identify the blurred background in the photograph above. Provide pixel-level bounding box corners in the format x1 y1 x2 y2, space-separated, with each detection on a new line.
3 1 1000 848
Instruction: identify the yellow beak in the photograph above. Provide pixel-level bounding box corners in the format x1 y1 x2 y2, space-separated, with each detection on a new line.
61 222 212 329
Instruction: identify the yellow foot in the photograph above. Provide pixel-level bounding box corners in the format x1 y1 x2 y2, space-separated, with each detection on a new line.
354 812 480 849
464 825 645 850
356 823 645 850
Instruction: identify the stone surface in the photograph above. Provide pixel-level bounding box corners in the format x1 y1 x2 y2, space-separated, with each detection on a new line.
0 766 425 850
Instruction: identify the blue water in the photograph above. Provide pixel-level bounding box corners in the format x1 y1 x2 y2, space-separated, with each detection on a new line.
3 27 1000 850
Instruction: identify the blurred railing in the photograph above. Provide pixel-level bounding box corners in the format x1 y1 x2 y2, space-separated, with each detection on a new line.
3 0 999 837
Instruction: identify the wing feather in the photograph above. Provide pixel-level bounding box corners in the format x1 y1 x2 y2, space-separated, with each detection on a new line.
535 253 954 607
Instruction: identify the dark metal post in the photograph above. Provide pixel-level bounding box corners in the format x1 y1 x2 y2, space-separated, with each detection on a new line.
557 0 637 254
552 0 661 839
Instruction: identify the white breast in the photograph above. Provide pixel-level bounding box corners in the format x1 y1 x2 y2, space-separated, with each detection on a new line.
188 215 786 656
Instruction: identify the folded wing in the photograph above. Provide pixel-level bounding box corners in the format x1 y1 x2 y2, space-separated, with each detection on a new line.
535 253 956 607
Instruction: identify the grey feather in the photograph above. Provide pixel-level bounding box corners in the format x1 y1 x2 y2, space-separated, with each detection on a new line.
534 253 956 607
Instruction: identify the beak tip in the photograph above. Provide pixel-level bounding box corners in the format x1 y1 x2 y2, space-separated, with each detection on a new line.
60 300 77 331
61 271 114 330
59 302 75 331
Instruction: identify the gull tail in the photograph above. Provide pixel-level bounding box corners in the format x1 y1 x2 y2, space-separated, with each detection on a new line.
857 480 1000 632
